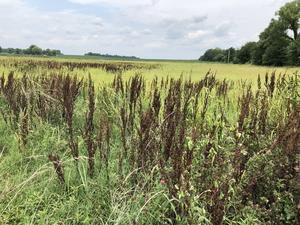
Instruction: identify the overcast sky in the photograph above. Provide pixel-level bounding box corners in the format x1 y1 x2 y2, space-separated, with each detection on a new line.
0 0 292 59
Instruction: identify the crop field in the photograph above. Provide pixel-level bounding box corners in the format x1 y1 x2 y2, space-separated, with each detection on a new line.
0 56 299 225
0 56 298 83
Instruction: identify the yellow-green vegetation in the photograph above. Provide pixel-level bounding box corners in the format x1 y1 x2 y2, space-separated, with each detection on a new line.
0 56 299 84
0 56 299 225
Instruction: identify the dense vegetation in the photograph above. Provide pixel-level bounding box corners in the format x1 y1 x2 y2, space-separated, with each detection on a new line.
0 45 62 56
85 52 140 60
200 0 300 66
0 57 159 74
0 57 299 224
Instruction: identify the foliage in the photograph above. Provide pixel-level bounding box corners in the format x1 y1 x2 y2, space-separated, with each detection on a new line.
199 48 226 62
0 57 299 224
0 45 62 56
260 19 291 66
199 0 300 67
287 38 300 66
236 42 257 64
277 0 300 41
85 52 140 60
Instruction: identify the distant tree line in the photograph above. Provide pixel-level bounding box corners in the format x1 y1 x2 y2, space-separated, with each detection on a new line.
199 0 300 66
85 52 140 60
0 45 62 56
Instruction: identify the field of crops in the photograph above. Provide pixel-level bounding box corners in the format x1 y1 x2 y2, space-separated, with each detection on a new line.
0 56 299 83
0 56 299 224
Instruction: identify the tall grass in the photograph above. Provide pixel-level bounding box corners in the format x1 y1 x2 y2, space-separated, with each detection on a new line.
0 59 299 224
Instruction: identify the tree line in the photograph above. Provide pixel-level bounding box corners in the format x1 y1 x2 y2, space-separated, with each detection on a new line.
85 52 140 60
0 45 62 56
199 0 300 66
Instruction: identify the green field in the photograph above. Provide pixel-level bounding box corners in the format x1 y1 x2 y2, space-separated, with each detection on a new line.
0 55 299 83
0 56 299 225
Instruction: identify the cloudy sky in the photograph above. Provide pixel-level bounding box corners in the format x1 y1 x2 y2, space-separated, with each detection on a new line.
0 0 292 59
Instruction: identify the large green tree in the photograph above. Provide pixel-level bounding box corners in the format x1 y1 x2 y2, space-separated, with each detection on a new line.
252 42 265 65
277 0 300 41
199 0 300 66
252 1 299 66
27 45 43 55
259 19 290 66
236 42 257 64
199 48 226 62
277 0 300 65
286 38 300 65
225 47 236 63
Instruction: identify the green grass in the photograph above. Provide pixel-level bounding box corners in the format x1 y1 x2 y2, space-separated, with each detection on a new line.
0 55 299 84
0 55 299 224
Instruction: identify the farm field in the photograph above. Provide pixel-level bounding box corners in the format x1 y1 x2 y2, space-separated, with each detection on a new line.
0 56 299 224
0 56 299 83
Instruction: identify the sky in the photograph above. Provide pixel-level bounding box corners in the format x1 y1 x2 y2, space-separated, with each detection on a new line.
0 0 292 59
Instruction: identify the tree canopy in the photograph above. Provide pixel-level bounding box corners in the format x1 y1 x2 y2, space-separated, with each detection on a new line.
199 0 300 66
85 52 139 60
277 0 300 41
0 45 62 56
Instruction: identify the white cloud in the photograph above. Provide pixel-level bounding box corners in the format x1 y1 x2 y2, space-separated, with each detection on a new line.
68 0 156 6
0 0 22 4
0 1 108 53
187 30 210 39
0 0 293 59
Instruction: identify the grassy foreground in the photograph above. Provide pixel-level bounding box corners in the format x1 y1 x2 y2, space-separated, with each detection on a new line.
0 56 299 224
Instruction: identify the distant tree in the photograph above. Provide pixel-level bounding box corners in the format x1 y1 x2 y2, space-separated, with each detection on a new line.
52 50 62 56
214 53 226 62
232 56 240 64
225 47 236 63
27 45 43 55
85 52 139 59
252 42 265 65
15 48 22 54
42 49 49 56
0 45 62 56
0 46 2 53
199 48 226 62
42 49 62 56
199 47 239 63
7 48 15 54
85 52 102 56
236 42 257 64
